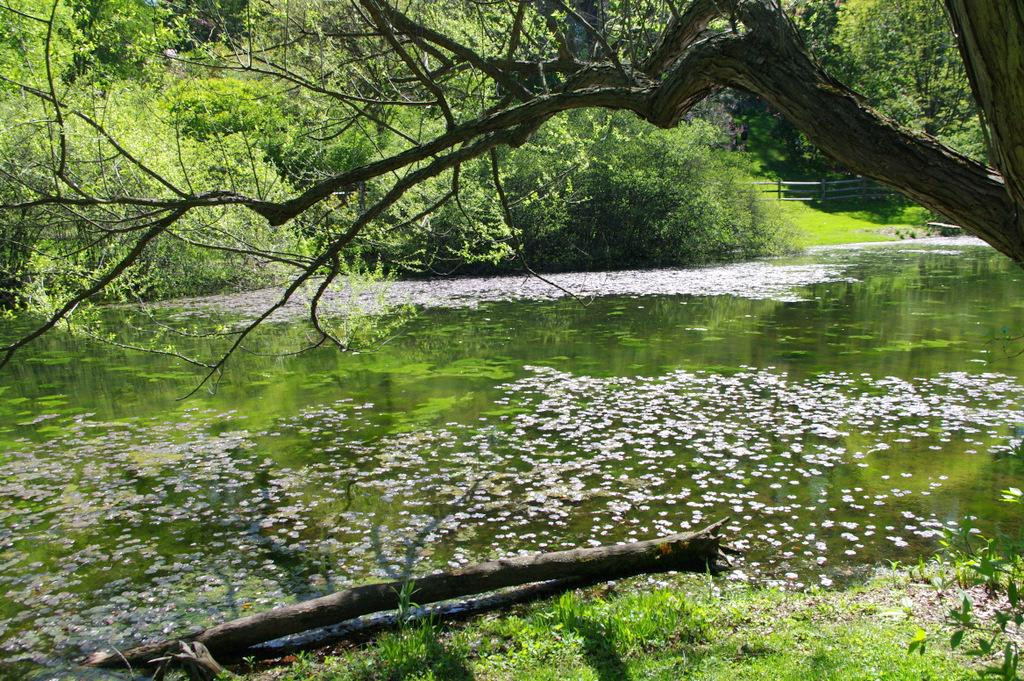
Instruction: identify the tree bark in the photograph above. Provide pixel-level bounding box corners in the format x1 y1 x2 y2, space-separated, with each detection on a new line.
150 641 229 681
648 1 1024 261
945 1 1024 212
83 521 729 670
244 576 599 662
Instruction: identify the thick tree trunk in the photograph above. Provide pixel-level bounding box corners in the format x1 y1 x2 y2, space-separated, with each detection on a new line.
716 1 1024 261
237 2 1024 265
945 1 1024 212
83 521 729 670
632 0 1024 262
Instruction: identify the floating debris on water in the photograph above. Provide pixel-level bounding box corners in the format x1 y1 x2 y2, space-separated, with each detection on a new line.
2 364 1024 666
0 236 1019 676
163 261 861 322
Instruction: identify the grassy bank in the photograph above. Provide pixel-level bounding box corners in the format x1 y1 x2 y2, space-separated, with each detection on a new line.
782 200 935 247
733 108 938 249
241 572 968 681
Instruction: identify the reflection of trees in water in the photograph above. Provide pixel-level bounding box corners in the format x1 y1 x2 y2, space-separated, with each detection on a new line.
6 246 1024 665
368 479 483 581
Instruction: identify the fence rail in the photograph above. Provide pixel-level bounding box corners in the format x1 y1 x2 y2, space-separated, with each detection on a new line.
753 176 897 202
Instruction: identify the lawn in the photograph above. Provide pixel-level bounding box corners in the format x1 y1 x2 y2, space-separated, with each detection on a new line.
731 109 938 249
242 573 968 681
782 199 935 248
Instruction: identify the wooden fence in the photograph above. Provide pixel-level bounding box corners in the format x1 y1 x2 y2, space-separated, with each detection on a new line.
753 176 896 202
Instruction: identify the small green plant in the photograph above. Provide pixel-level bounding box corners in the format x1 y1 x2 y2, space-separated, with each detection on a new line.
371 615 473 680
535 588 710 655
913 488 1024 679
279 650 317 680
395 579 420 628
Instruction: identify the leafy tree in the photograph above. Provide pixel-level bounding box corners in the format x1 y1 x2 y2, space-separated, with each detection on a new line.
788 0 842 65
510 113 790 271
61 0 173 82
174 0 252 46
2 0 1024 381
831 0 983 157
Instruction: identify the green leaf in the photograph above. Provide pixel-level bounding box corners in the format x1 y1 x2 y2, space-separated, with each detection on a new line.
908 627 928 655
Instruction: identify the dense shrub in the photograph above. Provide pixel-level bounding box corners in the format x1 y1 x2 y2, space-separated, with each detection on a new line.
505 113 794 272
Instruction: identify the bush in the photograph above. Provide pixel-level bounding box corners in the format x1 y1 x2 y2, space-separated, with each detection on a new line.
508 113 794 272
379 111 795 275
0 83 306 308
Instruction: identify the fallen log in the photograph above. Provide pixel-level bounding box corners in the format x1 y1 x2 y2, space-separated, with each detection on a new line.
85 520 730 670
243 576 599 662
150 641 227 681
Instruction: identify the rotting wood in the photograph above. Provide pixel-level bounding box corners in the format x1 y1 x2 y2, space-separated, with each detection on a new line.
150 641 230 681
242 576 600 663
83 520 731 671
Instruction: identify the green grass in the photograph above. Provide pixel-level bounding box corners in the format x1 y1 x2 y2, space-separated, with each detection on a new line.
780 199 934 248
728 109 937 249
731 109 833 180
244 574 969 681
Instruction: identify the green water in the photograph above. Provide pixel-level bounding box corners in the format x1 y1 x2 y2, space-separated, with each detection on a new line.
2 239 1024 677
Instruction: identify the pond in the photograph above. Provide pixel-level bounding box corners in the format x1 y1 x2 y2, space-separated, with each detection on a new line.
2 236 1024 678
